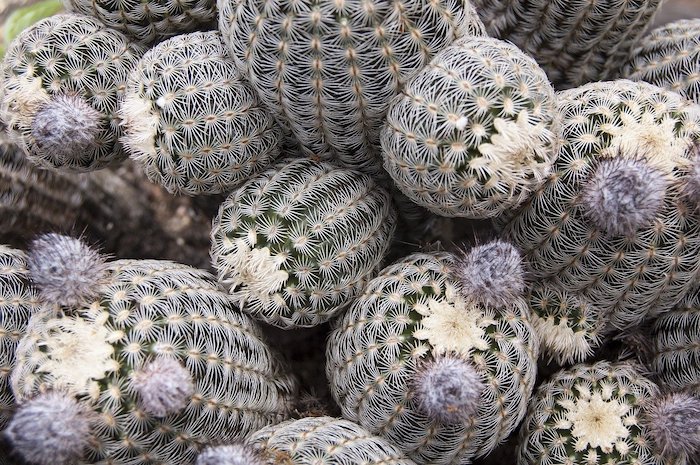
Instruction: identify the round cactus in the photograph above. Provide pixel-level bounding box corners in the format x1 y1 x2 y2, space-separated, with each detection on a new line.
0 14 144 171
120 31 282 195
621 18 700 105
326 248 538 464
381 35 559 218
218 0 486 178
210 157 397 329
9 240 298 465
503 80 700 330
63 0 217 45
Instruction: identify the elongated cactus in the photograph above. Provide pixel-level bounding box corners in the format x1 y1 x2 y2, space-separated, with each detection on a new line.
8 235 298 465
621 18 700 105
471 0 664 89
503 80 700 330
218 0 485 178
326 246 538 464
210 158 397 328
121 31 282 195
381 35 559 218
1 14 144 171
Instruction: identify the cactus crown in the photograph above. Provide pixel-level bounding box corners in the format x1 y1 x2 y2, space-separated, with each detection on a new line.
643 391 700 462
131 357 194 417
196 443 263 465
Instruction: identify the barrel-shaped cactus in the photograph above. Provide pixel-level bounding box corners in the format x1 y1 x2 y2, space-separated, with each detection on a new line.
120 31 282 195
218 0 485 178
503 80 700 330
326 248 538 464
210 158 397 329
382 35 559 218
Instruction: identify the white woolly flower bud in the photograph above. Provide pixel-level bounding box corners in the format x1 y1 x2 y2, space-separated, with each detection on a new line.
643 391 700 461
4 391 91 465
132 357 194 417
27 233 108 307
196 443 263 465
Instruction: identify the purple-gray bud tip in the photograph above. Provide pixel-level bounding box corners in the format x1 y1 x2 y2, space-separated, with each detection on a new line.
27 233 109 308
685 140 700 206
132 357 194 417
196 443 264 465
4 391 91 465
412 355 484 424
31 94 103 167
581 157 667 237
454 239 525 308
644 391 700 461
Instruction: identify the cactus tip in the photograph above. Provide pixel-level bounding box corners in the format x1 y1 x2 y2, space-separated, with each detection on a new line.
196 443 264 465
644 391 700 461
132 357 194 417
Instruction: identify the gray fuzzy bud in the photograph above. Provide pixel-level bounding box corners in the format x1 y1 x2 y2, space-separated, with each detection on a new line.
686 141 700 206
644 391 700 461
4 391 91 465
132 357 194 417
196 443 263 465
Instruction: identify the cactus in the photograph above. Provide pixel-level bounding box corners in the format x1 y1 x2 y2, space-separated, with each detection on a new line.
210 157 397 329
503 80 700 331
120 31 282 195
381 35 559 218
9 235 298 465
471 0 664 89
326 247 538 464
621 18 700 105
218 0 486 178
1 14 144 171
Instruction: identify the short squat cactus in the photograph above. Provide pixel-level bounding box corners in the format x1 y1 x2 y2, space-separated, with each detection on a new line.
1 14 144 171
504 80 700 330
120 31 282 195
210 158 397 329
621 18 700 105
326 244 538 464
8 234 298 465
382 35 559 218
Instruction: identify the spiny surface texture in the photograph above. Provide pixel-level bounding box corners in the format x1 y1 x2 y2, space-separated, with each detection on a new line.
642 391 700 464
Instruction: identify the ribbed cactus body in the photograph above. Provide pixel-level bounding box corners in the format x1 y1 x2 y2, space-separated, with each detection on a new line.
218 0 485 177
326 252 538 464
471 0 663 89
517 361 662 465
211 158 396 328
381 35 559 218
503 80 700 330
11 259 298 465
121 31 282 195
621 18 700 105
63 0 217 45
1 14 144 171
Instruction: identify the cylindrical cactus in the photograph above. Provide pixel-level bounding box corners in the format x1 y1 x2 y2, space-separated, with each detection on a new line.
503 80 700 330
381 35 559 218
120 31 282 195
326 245 538 464
210 157 397 329
621 18 700 105
471 0 664 89
1 14 144 171
218 0 486 178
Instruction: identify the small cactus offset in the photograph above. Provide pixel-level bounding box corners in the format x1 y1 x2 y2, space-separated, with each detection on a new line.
621 18 700 105
63 0 217 45
218 0 486 178
381 35 559 218
120 31 282 195
471 0 664 89
210 158 397 329
326 244 538 464
8 234 298 465
503 80 700 330
1 14 144 171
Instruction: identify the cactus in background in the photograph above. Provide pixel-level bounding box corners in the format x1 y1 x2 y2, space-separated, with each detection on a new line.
382 35 559 218
503 80 700 331
121 31 282 195
0 0 63 59
1 14 144 171
210 158 397 329
621 18 700 105
218 0 486 178
63 0 216 45
326 245 538 464
9 234 298 465
471 0 664 89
